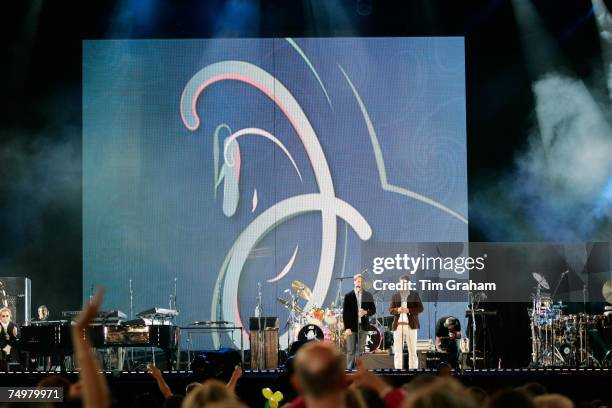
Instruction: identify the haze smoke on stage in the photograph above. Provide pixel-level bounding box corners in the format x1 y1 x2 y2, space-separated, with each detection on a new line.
517 73 612 238
592 0 612 99
0 95 81 258
473 71 612 242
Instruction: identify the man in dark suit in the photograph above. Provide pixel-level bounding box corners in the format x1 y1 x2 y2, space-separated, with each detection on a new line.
342 274 376 369
389 275 424 369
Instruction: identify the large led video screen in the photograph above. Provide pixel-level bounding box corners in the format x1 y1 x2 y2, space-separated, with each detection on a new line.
83 37 467 348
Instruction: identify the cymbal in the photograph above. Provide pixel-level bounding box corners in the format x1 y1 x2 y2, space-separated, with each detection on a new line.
603 278 612 304
532 273 550 290
291 280 312 301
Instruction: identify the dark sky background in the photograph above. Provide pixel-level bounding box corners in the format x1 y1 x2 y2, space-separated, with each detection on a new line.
0 0 608 365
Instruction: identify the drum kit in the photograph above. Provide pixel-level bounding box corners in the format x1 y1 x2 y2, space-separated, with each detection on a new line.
276 280 383 352
530 273 612 367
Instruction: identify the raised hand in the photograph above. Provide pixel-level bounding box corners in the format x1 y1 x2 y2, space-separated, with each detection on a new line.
75 288 105 331
148 364 162 379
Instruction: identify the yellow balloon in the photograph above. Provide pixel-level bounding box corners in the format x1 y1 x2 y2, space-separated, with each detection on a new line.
269 401 279 408
262 388 273 399
271 391 284 402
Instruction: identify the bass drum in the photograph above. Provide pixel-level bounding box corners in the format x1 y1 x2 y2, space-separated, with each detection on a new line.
365 323 383 353
297 324 331 342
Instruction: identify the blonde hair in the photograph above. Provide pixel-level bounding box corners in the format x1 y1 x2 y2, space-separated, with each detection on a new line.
182 379 241 408
403 377 476 408
353 274 364 281
0 308 11 318
533 394 574 408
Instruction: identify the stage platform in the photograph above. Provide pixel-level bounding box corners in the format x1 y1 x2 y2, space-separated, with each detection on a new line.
0 369 610 406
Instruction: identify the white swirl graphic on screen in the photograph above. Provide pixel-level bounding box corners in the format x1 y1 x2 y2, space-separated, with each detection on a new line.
180 60 373 347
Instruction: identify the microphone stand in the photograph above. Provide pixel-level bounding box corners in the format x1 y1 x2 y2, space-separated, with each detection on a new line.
129 280 134 367
551 270 569 301
171 277 178 370
356 285 365 363
357 293 361 363
173 277 178 314
356 270 368 361
582 284 589 365
374 292 385 351
333 276 352 309
433 300 438 351
129 280 134 319
256 283 264 368
470 292 476 370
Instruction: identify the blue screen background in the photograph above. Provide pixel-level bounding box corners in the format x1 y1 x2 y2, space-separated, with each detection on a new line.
83 37 467 349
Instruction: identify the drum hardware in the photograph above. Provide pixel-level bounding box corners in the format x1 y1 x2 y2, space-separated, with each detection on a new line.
372 292 387 351
276 298 303 315
277 284 309 349
530 271 561 367
528 273 612 368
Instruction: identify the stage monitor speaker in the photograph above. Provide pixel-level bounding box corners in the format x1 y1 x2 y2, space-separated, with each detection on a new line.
417 350 447 369
0 277 31 325
461 352 486 369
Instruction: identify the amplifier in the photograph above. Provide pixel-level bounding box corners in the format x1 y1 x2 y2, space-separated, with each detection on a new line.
417 350 447 369
0 277 31 325
461 352 486 369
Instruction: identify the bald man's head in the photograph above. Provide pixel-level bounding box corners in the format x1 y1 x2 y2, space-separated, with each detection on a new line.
294 342 346 398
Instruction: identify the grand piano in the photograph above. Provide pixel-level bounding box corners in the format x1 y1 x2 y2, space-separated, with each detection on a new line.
20 311 179 370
